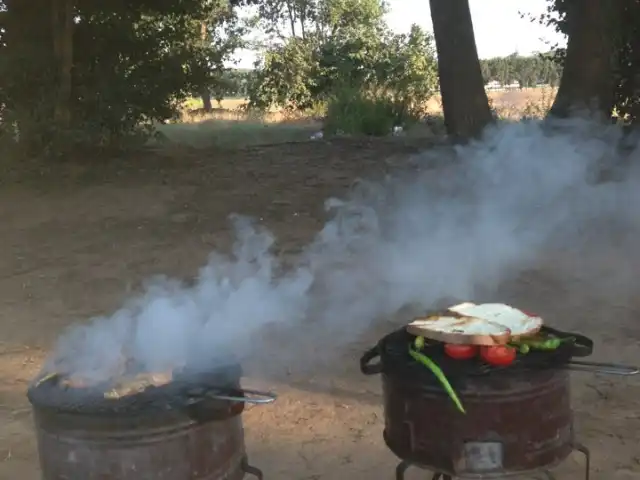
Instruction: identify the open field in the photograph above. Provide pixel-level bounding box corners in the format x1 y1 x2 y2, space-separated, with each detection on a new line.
426 87 557 118
155 88 557 149
188 88 558 120
0 133 639 479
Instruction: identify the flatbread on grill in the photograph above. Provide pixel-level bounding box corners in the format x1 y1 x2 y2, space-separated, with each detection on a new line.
407 302 543 346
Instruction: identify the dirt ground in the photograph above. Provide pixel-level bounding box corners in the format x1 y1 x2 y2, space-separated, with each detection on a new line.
1 138 639 480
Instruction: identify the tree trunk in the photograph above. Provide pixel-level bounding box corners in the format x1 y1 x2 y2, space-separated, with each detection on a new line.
200 21 213 112
285 0 298 37
201 90 213 112
549 0 620 119
429 0 493 140
51 0 74 128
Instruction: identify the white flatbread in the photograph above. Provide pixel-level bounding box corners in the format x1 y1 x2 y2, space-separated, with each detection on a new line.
407 302 543 346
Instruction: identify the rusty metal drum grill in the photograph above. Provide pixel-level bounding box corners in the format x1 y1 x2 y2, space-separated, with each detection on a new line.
27 363 273 480
382 369 584 478
361 327 594 480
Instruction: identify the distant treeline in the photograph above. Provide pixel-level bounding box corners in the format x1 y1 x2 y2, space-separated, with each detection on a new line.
214 53 563 101
479 53 563 88
209 69 254 101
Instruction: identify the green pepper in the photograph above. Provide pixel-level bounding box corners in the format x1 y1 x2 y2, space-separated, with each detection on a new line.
408 346 466 414
414 336 425 350
513 335 575 351
537 338 562 350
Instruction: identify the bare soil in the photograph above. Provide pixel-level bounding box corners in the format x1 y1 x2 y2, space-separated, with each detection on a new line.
1 138 639 480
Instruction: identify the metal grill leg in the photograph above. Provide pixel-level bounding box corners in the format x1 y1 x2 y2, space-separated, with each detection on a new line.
394 461 451 480
574 442 591 480
241 455 263 480
395 460 412 480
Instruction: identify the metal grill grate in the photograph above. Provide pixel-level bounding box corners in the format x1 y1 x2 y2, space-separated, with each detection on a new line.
372 326 593 385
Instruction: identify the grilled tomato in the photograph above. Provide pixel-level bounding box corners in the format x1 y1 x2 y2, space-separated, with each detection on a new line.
444 344 478 360
479 345 517 366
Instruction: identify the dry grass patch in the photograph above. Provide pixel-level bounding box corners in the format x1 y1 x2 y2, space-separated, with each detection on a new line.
490 87 557 120
153 97 321 149
179 97 313 124
155 117 321 149
425 87 558 120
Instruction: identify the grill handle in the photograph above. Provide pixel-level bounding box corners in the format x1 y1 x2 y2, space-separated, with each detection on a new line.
188 388 277 405
206 388 277 404
360 346 383 375
564 360 639 376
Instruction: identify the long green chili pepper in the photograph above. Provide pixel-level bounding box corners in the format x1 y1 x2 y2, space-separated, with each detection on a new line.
408 346 466 414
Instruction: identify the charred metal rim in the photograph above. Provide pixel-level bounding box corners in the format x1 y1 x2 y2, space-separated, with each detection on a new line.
381 367 570 397
361 326 593 385
27 362 243 416
32 400 245 432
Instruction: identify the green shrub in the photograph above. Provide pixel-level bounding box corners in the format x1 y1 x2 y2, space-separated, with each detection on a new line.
324 87 403 136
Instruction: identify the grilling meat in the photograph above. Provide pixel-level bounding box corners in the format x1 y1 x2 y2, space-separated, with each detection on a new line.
103 371 173 399
34 369 174 399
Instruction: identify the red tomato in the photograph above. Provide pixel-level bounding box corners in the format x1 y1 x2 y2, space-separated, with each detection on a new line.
480 345 517 366
444 344 478 360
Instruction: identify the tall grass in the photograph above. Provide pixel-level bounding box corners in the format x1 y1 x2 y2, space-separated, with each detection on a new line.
323 87 425 137
324 89 395 136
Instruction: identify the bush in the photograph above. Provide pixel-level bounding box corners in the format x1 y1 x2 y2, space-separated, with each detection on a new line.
324 87 405 136
248 24 439 125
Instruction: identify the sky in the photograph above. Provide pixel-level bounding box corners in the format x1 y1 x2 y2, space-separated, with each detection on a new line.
229 0 567 69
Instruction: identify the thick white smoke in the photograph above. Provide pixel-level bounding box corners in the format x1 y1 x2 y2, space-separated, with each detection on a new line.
304 120 637 325
44 117 640 382
47 217 314 381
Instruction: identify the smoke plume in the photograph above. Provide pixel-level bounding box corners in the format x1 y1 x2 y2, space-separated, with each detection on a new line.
44 117 640 382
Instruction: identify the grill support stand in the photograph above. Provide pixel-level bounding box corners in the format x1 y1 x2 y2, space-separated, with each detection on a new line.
394 443 590 480
241 455 264 480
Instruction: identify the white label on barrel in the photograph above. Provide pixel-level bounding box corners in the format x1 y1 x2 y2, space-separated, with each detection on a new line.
463 441 503 471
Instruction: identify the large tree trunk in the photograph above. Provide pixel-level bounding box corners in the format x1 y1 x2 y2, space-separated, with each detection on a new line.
549 0 620 119
429 0 493 140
